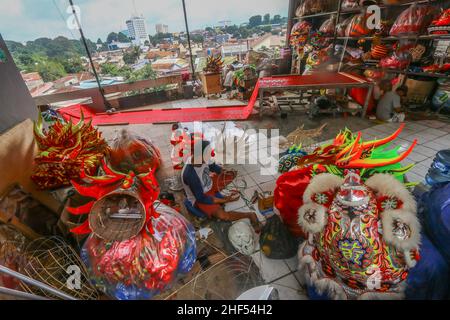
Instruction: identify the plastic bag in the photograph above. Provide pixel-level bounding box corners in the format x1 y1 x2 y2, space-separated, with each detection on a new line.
390 4 437 36
290 20 312 36
342 0 360 9
259 215 297 259
295 0 327 17
108 129 162 174
336 17 353 37
0 225 28 290
347 13 372 37
81 202 196 300
319 16 336 36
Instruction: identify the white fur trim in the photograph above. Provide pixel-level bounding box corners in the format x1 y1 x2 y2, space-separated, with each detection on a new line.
358 282 406 300
298 202 327 234
365 173 416 213
381 208 421 254
298 254 316 286
303 173 344 203
315 278 347 300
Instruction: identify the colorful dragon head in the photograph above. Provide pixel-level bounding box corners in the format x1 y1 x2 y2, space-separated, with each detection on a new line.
294 124 417 182
67 160 160 237
275 125 420 299
31 113 109 189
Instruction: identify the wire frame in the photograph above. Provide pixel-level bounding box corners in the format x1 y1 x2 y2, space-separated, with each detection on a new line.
19 237 99 300
156 243 265 300
0 224 29 296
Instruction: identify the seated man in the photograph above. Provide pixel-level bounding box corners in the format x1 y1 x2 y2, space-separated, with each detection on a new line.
182 139 260 229
376 82 408 123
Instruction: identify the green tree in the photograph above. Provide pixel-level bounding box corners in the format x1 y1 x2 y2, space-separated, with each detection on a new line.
107 32 119 43
97 38 103 45
118 32 130 43
128 63 157 82
263 14 270 25
249 15 262 28
271 15 282 24
34 58 67 82
191 34 204 43
261 25 272 33
60 55 85 74
123 46 141 65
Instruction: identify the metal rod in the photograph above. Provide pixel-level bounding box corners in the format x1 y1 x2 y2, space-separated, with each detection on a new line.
68 0 112 111
182 0 196 81
0 265 77 300
0 286 49 300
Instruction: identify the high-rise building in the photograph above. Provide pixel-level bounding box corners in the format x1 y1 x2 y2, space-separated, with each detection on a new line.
126 15 148 46
155 24 169 34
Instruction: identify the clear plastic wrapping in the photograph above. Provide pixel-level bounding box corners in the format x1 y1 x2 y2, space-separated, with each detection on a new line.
108 129 162 174
347 13 372 37
319 16 336 36
295 0 328 17
81 202 197 300
342 0 360 10
336 17 353 37
390 4 437 36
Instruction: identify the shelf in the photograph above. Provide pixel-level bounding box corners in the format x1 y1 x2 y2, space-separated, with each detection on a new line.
333 34 450 42
293 11 338 20
357 65 449 78
339 0 441 15
386 69 449 79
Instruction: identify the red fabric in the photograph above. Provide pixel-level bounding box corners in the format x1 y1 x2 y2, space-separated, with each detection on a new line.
195 171 236 217
57 73 369 125
349 87 375 115
274 167 312 238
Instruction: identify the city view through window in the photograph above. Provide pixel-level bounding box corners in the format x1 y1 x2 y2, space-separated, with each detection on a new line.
1 0 288 101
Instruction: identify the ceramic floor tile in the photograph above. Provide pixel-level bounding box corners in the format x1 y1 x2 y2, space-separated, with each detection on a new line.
403 122 430 133
406 171 426 183
251 251 292 283
242 185 262 201
419 157 435 168
397 128 416 138
258 180 277 193
270 274 308 300
421 120 447 129
242 164 262 175
432 135 450 148
420 128 449 138
410 162 430 177
412 145 438 157
408 151 429 163
439 125 450 133
284 256 299 272
407 133 442 144
224 197 247 211
424 140 450 151
249 171 277 186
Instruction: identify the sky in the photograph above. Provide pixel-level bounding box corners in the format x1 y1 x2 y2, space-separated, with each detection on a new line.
0 0 289 42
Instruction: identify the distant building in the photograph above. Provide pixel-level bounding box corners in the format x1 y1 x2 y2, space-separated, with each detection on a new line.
152 58 189 75
126 15 149 46
53 75 79 89
221 43 248 58
251 34 285 51
155 24 169 34
108 41 132 51
21 72 44 91
215 34 230 44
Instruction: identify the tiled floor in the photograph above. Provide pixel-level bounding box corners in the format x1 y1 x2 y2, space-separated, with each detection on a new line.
96 114 449 300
